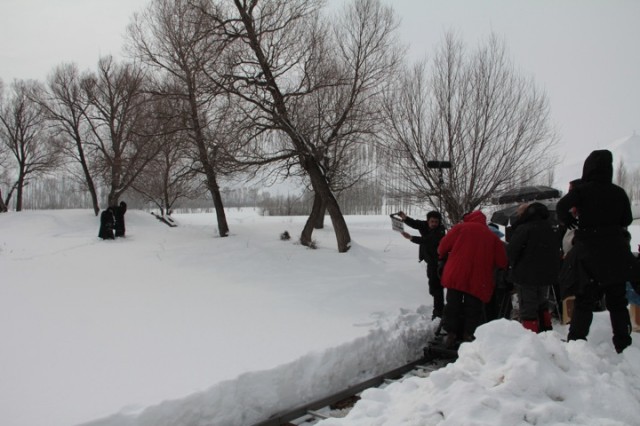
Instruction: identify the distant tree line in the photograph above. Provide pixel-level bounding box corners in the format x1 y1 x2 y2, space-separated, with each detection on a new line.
615 159 640 204
10 174 390 217
0 0 564 251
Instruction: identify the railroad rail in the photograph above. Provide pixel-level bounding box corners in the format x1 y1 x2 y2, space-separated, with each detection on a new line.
252 347 456 426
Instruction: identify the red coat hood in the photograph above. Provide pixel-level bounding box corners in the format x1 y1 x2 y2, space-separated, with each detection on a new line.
463 210 487 225
438 210 507 303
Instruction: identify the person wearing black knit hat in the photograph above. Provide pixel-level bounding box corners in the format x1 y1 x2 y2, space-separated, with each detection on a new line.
398 210 446 319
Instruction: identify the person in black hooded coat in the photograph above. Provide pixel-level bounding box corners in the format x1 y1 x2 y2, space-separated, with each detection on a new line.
114 201 127 237
507 202 561 333
556 149 636 353
98 207 115 240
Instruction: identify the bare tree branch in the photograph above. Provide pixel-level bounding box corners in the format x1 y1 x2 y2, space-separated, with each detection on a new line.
382 32 558 223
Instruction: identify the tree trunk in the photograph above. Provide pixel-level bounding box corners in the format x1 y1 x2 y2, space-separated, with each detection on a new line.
199 161 229 237
301 192 324 246
4 183 16 211
107 193 119 208
305 159 351 252
188 92 229 238
15 174 25 212
76 140 100 215
0 188 7 212
314 198 326 229
209 174 229 237
88 185 100 216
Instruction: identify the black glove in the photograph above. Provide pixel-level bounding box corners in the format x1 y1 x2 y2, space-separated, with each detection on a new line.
437 259 446 278
565 216 578 230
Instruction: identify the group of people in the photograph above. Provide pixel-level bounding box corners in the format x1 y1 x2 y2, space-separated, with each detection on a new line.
400 208 508 347
98 201 127 240
399 149 639 353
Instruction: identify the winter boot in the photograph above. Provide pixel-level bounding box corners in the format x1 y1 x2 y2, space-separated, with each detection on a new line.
432 307 443 320
444 333 458 349
521 319 539 333
539 310 553 332
609 300 633 353
613 333 632 354
567 304 593 341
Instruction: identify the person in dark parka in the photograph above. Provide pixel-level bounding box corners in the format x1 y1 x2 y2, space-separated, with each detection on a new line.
557 149 636 353
399 210 446 319
486 223 513 321
114 201 127 237
98 207 115 240
507 202 561 333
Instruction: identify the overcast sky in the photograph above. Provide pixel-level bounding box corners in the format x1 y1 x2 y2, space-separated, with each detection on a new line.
1 0 638 168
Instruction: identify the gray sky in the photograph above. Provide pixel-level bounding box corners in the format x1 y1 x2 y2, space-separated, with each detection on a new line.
1 0 638 172
383 0 640 170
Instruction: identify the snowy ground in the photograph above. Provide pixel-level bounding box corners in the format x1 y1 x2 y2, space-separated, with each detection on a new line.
1 209 639 426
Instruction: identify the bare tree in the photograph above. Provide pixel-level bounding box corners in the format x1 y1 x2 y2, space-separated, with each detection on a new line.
200 0 400 252
615 157 640 204
35 63 101 215
616 158 628 189
0 80 7 212
296 0 401 236
131 94 204 215
0 176 8 213
132 139 203 215
128 0 232 236
382 32 557 223
0 80 61 211
629 170 640 204
81 56 161 208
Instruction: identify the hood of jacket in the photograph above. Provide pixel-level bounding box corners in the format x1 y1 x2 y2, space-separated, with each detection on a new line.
463 210 487 225
582 149 613 183
519 202 550 224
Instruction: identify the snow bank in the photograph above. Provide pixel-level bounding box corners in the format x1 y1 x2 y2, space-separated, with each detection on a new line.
79 308 439 426
319 316 640 426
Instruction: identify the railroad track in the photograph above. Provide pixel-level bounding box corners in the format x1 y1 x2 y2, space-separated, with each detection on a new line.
252 346 456 426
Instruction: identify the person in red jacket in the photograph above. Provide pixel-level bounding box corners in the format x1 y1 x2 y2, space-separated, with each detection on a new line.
438 210 508 347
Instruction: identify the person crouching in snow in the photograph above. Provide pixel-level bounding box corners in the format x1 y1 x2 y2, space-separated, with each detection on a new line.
438 210 508 348
507 202 561 333
98 207 115 240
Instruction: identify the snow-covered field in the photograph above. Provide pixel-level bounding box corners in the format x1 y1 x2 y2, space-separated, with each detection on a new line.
1 209 639 426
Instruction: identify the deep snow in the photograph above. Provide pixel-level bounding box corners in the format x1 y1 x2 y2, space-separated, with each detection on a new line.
1 209 639 426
